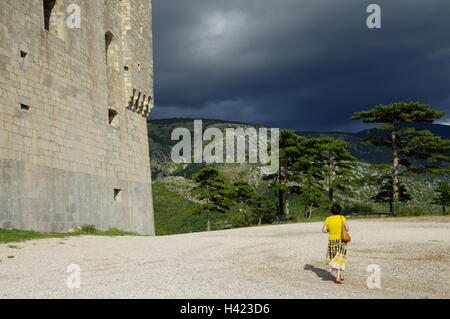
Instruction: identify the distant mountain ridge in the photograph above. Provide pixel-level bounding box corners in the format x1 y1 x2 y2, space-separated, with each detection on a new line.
299 123 450 163
358 122 450 140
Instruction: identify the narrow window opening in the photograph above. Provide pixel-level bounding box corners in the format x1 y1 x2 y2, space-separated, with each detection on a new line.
43 0 56 31
105 31 114 65
20 104 30 111
105 31 119 71
20 51 28 59
43 0 65 39
114 189 122 202
108 109 119 128
124 65 129 71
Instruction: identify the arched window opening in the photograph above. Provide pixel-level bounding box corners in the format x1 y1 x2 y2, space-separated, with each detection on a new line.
43 0 65 40
105 31 120 71
105 31 114 62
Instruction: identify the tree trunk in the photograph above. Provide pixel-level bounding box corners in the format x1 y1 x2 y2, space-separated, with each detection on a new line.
258 214 263 225
328 167 336 202
206 212 211 231
443 205 447 216
389 198 393 214
306 205 313 220
284 191 290 217
240 203 249 226
391 131 400 214
277 170 284 216
277 189 284 216
244 211 249 226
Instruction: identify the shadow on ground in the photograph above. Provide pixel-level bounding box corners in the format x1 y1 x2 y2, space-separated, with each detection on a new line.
304 264 335 281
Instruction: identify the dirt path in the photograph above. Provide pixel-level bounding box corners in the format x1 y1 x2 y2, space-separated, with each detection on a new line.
1 217 449 298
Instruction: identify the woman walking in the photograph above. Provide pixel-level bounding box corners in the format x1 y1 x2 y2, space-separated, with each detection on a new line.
322 204 349 283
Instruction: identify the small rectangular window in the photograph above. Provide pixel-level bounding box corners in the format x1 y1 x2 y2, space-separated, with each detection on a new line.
20 104 30 111
20 51 28 59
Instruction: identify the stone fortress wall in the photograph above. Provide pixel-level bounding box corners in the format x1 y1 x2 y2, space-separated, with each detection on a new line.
0 0 155 234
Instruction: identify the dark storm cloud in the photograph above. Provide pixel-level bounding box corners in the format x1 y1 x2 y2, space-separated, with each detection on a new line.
151 0 450 132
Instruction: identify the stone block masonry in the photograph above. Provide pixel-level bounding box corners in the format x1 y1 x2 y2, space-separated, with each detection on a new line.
0 0 156 234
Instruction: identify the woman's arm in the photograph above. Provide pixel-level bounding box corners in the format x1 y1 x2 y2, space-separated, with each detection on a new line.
322 224 329 233
344 221 349 231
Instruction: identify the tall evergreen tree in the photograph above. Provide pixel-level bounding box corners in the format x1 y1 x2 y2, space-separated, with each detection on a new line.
352 102 450 213
191 168 234 231
290 137 328 220
264 130 305 217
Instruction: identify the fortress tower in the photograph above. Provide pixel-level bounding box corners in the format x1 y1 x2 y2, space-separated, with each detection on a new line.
0 0 156 234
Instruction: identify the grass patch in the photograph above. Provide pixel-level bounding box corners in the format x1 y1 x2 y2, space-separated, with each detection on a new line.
0 227 142 244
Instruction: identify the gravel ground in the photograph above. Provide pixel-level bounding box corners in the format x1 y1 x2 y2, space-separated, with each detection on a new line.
0 217 449 299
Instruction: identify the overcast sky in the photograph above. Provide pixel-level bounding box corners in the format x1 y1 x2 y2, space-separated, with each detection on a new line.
151 0 450 132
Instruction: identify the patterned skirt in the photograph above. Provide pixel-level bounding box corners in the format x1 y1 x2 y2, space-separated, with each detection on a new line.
325 239 347 271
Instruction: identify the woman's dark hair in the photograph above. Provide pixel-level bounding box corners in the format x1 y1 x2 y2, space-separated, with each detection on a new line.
331 203 342 215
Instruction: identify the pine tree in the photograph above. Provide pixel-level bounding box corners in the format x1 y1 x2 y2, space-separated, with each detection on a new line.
191 168 234 231
313 138 357 201
371 176 412 212
432 181 450 215
264 130 305 217
249 194 276 225
299 175 327 220
233 180 257 226
362 164 411 212
264 134 358 218
352 102 450 213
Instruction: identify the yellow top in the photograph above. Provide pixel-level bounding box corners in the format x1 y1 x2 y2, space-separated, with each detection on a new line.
325 215 346 240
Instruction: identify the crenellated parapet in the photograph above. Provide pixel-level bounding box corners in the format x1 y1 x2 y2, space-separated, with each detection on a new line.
127 88 153 118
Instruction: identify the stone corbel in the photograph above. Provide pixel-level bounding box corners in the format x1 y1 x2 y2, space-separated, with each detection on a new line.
127 89 153 117
142 96 153 118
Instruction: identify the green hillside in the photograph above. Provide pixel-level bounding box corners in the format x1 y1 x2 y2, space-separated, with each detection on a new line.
152 181 203 235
